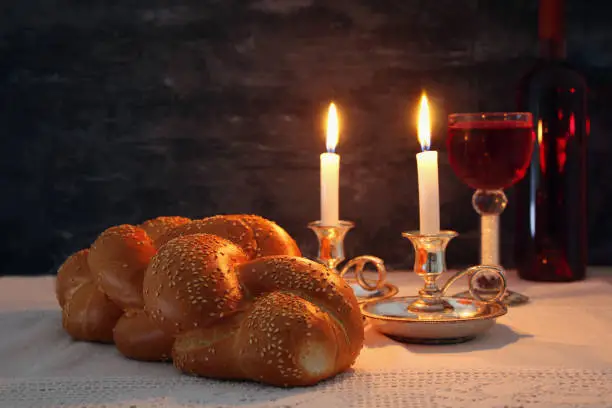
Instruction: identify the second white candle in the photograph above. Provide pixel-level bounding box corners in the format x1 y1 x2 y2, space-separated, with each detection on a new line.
320 102 340 226
416 93 440 234
320 152 339 226
417 150 440 234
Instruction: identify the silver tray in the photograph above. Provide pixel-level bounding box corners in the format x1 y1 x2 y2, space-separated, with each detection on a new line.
362 295 507 344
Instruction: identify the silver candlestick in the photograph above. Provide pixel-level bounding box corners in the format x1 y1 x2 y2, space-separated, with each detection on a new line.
361 230 508 344
308 220 398 303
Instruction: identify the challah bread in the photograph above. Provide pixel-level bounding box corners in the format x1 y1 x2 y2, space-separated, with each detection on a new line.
140 216 191 243
56 214 363 387
88 225 157 310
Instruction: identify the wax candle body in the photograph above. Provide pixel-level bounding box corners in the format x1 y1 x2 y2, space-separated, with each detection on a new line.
416 150 440 234
320 152 340 226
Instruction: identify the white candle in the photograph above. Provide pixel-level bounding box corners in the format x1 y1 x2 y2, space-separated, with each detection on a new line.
416 93 440 234
321 103 340 226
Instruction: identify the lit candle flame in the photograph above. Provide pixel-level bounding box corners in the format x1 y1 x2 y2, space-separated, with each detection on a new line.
417 93 431 151
326 102 339 153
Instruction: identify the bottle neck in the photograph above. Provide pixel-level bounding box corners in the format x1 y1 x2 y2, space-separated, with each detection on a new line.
539 38 566 60
539 0 566 60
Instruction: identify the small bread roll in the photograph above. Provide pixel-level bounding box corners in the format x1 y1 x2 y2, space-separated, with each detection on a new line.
227 215 301 258
235 256 363 373
156 214 301 260
173 292 343 387
62 282 123 343
236 291 341 386
156 216 256 258
173 316 244 380
113 309 174 361
143 234 248 335
88 225 157 310
171 256 363 387
56 249 92 307
140 216 191 243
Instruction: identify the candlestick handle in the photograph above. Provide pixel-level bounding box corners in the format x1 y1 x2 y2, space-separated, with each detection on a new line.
441 265 507 304
339 255 387 291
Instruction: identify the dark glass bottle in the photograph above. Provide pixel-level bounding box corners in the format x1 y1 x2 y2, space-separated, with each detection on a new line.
515 0 588 281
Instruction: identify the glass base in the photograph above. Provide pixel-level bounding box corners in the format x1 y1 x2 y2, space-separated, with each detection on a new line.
452 289 529 307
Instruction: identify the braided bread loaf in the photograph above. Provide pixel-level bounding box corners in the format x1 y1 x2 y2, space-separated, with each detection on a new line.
56 215 364 386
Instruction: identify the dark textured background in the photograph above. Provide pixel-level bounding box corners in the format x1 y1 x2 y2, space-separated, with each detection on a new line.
2 0 611 275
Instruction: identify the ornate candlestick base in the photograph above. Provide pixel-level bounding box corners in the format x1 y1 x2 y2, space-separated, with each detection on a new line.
362 230 508 344
308 220 398 303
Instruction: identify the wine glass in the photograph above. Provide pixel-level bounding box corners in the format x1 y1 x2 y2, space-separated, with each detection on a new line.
447 112 535 306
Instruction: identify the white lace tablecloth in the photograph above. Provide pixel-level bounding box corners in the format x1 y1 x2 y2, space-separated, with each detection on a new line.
1 269 612 408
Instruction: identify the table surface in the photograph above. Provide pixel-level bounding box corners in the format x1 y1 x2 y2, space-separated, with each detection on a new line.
1 269 612 408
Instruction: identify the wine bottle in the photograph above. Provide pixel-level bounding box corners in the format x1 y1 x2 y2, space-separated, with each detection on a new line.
515 0 588 281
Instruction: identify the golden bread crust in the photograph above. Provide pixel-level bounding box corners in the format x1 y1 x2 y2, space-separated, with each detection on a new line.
56 215 361 387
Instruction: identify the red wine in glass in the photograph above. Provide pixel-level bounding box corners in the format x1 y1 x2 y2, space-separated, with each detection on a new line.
447 121 535 190
447 113 534 306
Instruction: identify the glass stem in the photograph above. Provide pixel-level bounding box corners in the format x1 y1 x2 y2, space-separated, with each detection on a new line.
472 189 507 267
481 214 499 265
